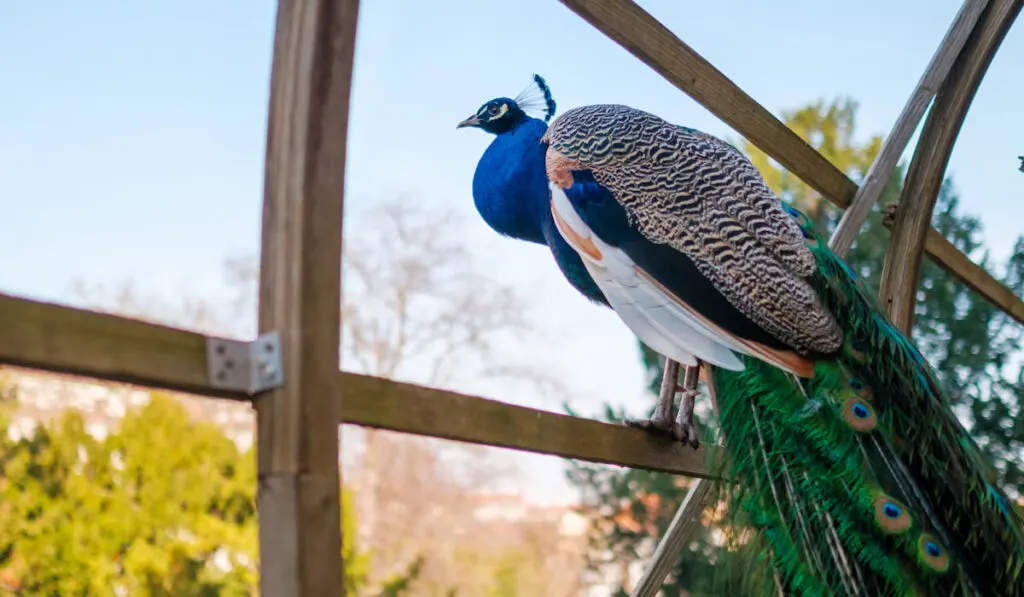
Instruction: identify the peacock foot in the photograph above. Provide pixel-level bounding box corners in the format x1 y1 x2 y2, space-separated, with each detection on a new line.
624 386 700 449
624 360 701 449
674 389 700 449
625 413 689 444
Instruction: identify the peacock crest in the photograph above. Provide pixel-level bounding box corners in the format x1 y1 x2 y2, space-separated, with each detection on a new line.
514 74 557 122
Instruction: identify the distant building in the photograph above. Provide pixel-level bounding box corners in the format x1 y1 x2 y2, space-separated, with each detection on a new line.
2 367 255 450
2 367 661 595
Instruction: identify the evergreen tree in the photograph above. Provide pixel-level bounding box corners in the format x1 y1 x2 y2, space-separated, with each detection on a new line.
0 387 415 596
565 97 1024 595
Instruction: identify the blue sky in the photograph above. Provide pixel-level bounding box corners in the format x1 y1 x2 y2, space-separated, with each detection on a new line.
2 0 1022 502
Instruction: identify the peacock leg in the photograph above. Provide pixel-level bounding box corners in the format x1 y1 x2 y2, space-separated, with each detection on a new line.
674 362 702 449
625 359 688 443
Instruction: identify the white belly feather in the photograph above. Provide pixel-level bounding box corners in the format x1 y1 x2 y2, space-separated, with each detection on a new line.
549 183 747 372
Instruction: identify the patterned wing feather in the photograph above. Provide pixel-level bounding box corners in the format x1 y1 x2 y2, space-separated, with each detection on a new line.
542 104 842 356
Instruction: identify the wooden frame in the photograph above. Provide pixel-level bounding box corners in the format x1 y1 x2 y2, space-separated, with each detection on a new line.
880 0 1023 332
253 0 360 593
0 293 715 479
0 1 1019 595
559 0 1024 325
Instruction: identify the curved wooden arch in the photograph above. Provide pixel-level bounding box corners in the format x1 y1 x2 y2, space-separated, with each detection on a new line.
878 0 1022 333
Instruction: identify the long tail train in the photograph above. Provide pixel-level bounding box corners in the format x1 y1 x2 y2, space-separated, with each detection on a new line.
706 205 1024 597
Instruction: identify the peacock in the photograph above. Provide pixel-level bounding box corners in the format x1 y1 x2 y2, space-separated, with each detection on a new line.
458 76 1024 596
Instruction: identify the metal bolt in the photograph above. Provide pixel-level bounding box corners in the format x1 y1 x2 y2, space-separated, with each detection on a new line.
257 358 277 380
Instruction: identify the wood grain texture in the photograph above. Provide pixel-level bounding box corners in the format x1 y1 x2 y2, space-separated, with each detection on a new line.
629 479 716 597
254 0 360 594
0 293 230 397
560 0 1024 323
341 372 716 478
890 227 1024 326
829 0 989 258
559 0 857 209
879 0 1022 333
0 293 714 477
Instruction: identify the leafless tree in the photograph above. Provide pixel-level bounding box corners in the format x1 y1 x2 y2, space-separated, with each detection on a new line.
334 197 560 590
339 197 529 385
71 196 583 595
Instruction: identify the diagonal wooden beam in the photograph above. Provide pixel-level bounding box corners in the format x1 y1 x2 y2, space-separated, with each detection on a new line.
880 0 1022 332
915 228 1024 325
629 478 716 597
559 0 854 208
558 0 1024 325
829 0 989 258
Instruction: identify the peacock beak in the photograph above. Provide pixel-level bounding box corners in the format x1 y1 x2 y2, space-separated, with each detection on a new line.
456 114 482 129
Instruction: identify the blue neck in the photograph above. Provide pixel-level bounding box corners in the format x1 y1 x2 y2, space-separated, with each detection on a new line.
471 116 550 244
470 117 607 304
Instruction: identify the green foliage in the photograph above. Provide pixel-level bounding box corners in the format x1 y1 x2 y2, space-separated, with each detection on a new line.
564 97 1024 595
375 555 424 597
0 389 415 596
488 550 527 597
712 208 1024 594
742 97 881 232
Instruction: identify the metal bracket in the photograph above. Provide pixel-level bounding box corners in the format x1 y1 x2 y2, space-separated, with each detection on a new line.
205 331 285 395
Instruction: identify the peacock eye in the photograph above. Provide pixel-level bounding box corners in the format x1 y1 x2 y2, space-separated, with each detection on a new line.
487 104 502 116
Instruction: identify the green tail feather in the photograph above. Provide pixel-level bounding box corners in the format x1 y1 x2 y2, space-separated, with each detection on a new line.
707 206 1024 596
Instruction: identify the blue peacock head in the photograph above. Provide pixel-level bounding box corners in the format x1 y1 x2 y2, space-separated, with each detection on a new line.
456 74 557 135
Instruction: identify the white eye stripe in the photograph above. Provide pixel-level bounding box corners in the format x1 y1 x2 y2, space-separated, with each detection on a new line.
482 103 509 118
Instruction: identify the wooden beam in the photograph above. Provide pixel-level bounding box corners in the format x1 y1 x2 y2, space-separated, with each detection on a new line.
342 372 716 478
254 0 360 594
883 222 1024 326
559 0 1024 325
559 0 856 209
0 293 234 399
829 0 989 258
0 293 714 478
630 479 716 597
879 0 1021 332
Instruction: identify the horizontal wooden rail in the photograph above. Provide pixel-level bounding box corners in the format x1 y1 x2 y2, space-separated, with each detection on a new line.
883 221 1024 324
343 373 715 477
0 293 714 478
559 0 1024 326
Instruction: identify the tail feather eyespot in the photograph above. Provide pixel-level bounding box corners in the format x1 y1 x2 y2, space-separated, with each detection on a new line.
916 534 951 573
843 397 877 433
872 493 912 534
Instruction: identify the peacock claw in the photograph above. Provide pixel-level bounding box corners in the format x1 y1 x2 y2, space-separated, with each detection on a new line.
624 360 702 449
625 387 700 449
624 415 688 443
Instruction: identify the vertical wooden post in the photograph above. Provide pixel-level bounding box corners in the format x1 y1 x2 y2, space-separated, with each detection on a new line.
255 0 360 595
